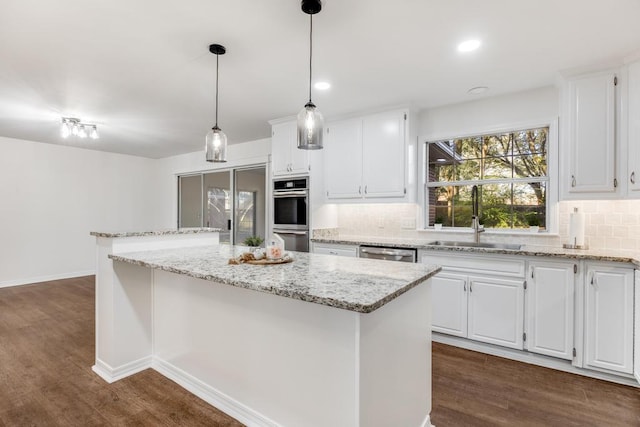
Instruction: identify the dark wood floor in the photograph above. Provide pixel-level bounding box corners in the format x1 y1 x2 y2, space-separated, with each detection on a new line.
1 276 639 426
432 342 640 426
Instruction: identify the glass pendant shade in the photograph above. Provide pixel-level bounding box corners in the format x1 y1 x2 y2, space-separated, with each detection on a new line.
60 120 70 138
90 125 99 139
297 101 324 149
205 125 227 162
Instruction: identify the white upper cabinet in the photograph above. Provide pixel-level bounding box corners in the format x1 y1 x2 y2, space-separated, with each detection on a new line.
325 118 362 198
526 260 575 360
361 110 406 198
627 60 640 194
564 71 618 197
325 109 409 201
271 120 310 177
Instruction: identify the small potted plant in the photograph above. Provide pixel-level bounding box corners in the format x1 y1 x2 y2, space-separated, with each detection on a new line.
434 216 444 230
243 236 264 248
526 213 540 233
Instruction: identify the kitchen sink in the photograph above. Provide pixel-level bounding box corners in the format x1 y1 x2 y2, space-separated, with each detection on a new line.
426 240 523 250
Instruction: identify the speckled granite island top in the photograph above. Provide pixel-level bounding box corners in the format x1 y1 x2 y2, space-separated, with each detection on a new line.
109 245 440 313
91 228 221 238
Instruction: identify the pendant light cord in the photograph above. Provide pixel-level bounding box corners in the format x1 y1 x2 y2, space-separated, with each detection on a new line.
215 52 220 127
308 14 313 103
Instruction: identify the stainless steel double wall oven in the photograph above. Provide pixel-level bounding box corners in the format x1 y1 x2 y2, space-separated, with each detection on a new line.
272 177 309 252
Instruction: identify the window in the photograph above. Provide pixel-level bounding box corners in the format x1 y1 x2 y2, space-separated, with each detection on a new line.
425 127 549 230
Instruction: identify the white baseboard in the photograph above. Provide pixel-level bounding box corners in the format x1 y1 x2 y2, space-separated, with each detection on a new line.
0 270 95 288
92 356 152 384
421 414 433 427
152 357 280 427
433 333 640 388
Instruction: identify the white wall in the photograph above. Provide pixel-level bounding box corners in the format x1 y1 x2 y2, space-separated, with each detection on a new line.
0 136 158 287
418 86 559 139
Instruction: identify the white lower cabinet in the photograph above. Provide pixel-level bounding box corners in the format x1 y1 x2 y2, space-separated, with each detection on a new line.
431 273 468 337
311 242 358 257
526 261 575 360
634 270 640 382
423 251 638 382
468 275 525 350
425 252 525 350
584 263 634 374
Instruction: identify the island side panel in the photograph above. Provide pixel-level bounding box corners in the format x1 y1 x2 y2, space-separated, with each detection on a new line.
358 281 432 427
94 253 153 382
152 270 361 427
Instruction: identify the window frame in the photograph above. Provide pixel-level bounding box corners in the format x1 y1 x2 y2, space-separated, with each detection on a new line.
418 119 559 233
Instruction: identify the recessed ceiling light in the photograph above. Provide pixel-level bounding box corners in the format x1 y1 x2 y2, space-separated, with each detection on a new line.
314 81 331 90
457 39 481 53
436 158 447 162
467 86 489 95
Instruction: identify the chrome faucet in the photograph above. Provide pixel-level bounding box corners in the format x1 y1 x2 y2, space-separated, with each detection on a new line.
471 185 484 243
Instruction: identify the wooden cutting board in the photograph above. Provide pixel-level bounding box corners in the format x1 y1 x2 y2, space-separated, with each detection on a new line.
244 257 294 265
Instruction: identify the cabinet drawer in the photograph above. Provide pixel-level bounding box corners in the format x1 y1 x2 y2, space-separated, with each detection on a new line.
421 252 525 277
313 243 358 257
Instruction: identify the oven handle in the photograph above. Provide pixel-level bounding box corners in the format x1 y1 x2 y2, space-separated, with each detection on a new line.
273 190 308 197
273 230 309 236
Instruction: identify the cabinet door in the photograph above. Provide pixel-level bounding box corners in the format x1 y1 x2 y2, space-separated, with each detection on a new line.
431 273 468 337
628 61 640 193
526 261 575 360
567 72 617 193
289 129 310 175
468 276 524 350
271 121 295 176
634 270 640 383
362 110 406 198
325 119 363 199
585 265 634 374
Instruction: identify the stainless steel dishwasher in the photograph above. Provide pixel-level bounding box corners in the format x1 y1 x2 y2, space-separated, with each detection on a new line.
358 245 417 262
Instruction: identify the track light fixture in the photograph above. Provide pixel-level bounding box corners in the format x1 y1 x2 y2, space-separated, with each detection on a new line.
60 118 99 140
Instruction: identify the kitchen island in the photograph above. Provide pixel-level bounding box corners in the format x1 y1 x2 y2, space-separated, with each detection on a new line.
92 230 440 427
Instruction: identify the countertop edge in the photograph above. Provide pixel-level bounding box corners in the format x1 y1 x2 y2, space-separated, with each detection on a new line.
108 253 441 314
312 237 640 266
91 228 222 238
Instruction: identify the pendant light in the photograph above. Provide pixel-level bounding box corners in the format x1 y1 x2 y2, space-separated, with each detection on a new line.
205 44 227 162
297 0 324 150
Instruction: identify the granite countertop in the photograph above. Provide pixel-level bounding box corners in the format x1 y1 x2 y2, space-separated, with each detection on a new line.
91 228 222 238
312 236 640 267
109 245 440 314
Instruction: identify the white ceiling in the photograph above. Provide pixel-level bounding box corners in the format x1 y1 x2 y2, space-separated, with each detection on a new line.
1 0 640 158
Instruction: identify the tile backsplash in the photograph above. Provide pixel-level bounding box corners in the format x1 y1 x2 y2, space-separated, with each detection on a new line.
320 201 640 251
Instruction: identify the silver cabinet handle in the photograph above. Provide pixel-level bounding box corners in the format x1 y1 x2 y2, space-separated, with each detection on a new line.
463 281 467 292
329 251 338 255
631 171 636 184
358 186 362 194
571 175 576 187
469 282 473 293
364 185 368 194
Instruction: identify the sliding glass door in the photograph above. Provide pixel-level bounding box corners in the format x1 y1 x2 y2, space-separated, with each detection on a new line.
178 166 266 245
203 171 231 243
234 168 266 245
